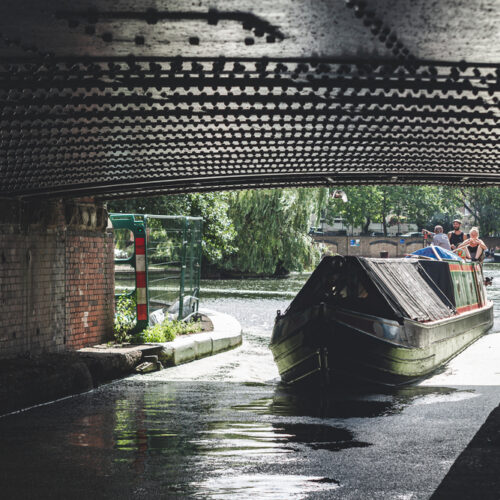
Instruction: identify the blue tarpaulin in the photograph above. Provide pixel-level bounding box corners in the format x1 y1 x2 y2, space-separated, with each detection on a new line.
409 245 462 261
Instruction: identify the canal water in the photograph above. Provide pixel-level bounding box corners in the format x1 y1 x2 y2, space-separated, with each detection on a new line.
1 265 500 499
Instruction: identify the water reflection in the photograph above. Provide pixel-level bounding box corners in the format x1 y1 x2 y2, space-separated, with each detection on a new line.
0 378 495 499
232 385 466 419
191 473 340 499
196 421 295 455
1 267 499 499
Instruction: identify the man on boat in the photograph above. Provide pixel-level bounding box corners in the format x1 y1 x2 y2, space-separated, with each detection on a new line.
448 219 466 250
422 225 452 250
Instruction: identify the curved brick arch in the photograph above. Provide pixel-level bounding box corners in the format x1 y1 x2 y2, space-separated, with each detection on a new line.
369 240 398 247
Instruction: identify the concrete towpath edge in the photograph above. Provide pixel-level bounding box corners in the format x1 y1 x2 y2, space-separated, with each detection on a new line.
79 308 242 380
0 309 242 415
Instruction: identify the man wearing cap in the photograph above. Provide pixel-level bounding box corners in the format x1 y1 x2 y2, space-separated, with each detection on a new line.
448 220 465 250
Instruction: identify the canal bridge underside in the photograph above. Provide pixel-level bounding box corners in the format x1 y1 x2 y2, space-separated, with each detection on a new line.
0 0 499 200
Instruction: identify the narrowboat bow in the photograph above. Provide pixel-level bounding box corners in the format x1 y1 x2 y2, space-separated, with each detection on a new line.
270 254 493 387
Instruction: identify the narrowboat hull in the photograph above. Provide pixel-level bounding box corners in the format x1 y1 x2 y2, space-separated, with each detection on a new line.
271 302 494 387
270 255 493 387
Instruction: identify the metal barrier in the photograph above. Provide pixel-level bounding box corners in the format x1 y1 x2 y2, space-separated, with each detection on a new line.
110 213 203 332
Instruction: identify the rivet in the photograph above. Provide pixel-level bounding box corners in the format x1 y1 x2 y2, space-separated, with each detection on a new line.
145 8 159 25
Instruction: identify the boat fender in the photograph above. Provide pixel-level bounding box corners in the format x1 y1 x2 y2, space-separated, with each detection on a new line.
374 321 399 340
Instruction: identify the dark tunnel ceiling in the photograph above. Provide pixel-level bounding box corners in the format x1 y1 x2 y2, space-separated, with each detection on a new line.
0 0 499 199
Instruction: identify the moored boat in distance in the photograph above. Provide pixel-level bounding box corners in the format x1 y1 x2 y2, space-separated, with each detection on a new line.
270 251 493 387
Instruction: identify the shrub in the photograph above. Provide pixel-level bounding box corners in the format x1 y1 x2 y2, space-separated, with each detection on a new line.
142 318 202 343
114 293 137 343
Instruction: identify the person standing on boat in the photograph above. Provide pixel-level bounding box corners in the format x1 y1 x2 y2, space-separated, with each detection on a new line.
457 227 487 262
448 219 466 250
422 225 452 250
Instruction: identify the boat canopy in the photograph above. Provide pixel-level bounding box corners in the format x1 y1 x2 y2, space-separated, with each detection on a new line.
285 256 455 323
358 258 455 322
409 246 462 261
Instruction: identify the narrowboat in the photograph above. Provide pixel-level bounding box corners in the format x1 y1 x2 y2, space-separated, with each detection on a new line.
270 249 493 387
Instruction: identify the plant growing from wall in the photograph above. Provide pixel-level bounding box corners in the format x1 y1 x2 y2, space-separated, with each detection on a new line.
113 293 137 343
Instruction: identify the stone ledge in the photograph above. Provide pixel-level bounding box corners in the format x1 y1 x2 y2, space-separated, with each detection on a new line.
0 309 241 415
157 309 242 366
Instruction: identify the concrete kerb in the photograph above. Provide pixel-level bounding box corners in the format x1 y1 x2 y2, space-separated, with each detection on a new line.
77 308 242 375
157 308 242 366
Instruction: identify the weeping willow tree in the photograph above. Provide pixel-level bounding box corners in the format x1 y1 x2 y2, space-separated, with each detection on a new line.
222 188 328 275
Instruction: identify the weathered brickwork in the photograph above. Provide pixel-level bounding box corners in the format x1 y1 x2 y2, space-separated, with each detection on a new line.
0 199 114 359
65 231 114 350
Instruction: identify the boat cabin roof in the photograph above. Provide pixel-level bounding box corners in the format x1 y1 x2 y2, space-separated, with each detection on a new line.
285 256 456 323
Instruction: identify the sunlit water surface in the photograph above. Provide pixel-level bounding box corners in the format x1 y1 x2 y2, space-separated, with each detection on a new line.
0 265 499 499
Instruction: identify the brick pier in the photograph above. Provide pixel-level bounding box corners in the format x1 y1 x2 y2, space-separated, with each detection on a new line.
0 198 114 359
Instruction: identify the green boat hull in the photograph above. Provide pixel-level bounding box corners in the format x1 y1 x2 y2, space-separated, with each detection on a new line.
270 302 494 387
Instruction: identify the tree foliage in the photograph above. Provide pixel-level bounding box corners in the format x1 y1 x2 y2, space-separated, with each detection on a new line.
325 185 500 236
443 187 500 236
108 185 500 276
223 188 327 274
108 193 236 265
326 186 382 234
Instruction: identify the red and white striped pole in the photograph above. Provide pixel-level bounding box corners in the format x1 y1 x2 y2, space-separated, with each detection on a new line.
135 236 147 322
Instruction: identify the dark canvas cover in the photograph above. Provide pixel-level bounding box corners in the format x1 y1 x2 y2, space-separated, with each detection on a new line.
419 260 456 307
358 258 455 322
285 256 454 323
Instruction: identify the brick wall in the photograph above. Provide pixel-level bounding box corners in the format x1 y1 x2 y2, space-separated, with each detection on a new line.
314 235 500 258
65 231 114 350
0 198 114 359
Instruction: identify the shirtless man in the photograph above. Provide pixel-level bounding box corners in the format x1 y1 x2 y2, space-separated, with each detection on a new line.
448 219 465 250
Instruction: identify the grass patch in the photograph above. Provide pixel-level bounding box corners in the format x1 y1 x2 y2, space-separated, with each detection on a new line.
142 318 202 343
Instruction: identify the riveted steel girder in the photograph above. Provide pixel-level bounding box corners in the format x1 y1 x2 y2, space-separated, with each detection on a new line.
0 1 498 198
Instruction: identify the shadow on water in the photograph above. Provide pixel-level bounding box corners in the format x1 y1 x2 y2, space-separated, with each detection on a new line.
0 378 485 499
430 403 500 500
273 422 371 452
233 383 467 419
219 384 478 458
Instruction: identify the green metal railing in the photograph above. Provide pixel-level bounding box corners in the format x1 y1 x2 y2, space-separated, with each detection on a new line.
110 213 203 332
